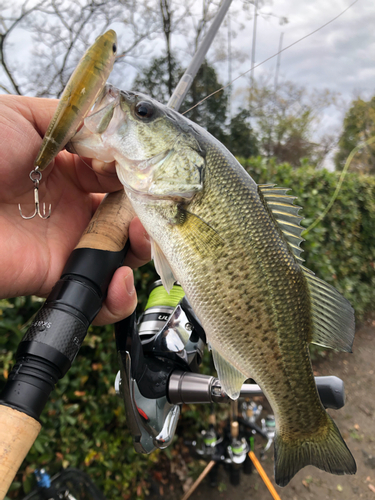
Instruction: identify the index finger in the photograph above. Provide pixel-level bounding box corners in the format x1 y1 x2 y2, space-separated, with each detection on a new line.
0 95 58 184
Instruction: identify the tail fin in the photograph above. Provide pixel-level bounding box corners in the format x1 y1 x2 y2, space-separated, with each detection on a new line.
274 414 356 487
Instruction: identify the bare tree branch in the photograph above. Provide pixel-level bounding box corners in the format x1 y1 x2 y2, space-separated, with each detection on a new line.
0 0 164 97
0 0 50 94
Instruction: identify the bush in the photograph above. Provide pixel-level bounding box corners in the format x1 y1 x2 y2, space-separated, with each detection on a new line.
240 156 375 317
0 297 158 499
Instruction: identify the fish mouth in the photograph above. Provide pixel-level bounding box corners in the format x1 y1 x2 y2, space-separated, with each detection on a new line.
128 149 171 173
66 84 121 153
92 84 120 112
115 149 171 197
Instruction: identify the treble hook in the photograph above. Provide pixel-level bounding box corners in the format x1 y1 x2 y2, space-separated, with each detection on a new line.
18 169 51 220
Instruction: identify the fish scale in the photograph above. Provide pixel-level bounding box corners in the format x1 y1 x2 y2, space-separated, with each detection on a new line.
69 87 356 486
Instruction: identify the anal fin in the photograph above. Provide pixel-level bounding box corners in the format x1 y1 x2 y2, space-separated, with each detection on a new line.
211 347 247 400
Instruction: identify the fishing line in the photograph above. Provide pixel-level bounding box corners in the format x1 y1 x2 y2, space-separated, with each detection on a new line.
145 283 185 309
182 0 360 115
302 135 375 235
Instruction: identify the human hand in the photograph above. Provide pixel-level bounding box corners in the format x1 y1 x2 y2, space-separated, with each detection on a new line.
0 94 151 325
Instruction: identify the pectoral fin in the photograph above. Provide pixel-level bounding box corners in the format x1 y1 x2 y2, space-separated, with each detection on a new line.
178 210 225 258
211 347 247 400
151 238 176 293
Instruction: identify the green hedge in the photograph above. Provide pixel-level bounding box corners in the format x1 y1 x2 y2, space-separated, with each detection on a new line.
0 296 159 499
240 157 375 317
1 158 375 498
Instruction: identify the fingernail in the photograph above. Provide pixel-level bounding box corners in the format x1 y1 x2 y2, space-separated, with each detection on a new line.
125 270 135 296
144 231 151 242
101 160 117 174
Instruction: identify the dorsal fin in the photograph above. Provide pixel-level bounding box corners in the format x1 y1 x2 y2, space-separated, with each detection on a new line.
259 184 305 263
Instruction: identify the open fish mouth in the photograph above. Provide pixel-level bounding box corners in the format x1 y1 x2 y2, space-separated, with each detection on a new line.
88 84 120 115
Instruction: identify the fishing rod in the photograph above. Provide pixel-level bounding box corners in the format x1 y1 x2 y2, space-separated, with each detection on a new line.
0 1 233 496
0 191 132 497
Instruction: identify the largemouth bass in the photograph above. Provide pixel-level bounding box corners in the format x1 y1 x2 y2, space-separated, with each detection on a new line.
69 85 356 486
34 30 117 171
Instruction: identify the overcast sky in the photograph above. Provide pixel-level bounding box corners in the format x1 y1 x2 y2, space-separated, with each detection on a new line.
8 0 375 115
220 0 375 127
249 0 374 94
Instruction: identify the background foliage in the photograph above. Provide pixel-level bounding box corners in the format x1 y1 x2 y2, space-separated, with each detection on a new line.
240 157 375 316
1 159 375 498
335 96 375 174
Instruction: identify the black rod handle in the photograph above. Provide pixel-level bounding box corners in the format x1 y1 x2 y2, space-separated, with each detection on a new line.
0 190 134 495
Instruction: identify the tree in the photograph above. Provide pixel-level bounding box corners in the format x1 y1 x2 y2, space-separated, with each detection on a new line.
132 54 181 103
335 96 375 174
133 55 229 143
226 109 258 158
248 78 337 167
182 61 228 143
153 0 223 100
0 0 162 98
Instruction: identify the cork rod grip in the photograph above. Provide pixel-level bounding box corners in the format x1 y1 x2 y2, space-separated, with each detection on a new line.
76 190 135 252
0 406 41 499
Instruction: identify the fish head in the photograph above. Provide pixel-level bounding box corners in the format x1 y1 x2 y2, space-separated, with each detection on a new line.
69 86 205 202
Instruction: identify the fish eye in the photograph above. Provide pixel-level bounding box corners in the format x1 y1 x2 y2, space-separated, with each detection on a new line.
135 101 154 119
112 43 117 53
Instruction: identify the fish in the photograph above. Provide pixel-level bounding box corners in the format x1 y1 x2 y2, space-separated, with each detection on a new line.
34 30 117 171
69 85 357 487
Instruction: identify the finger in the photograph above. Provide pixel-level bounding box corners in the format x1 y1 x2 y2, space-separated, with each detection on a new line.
1 94 59 136
125 217 151 269
93 266 137 326
71 154 123 193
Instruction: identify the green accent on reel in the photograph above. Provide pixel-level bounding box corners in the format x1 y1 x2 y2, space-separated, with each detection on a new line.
145 283 185 310
232 445 244 454
204 437 216 445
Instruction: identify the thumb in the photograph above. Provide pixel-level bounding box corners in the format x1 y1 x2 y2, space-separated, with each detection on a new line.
93 266 137 326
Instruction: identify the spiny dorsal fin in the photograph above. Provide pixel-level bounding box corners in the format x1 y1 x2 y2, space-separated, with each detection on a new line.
259 184 355 352
258 184 305 263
